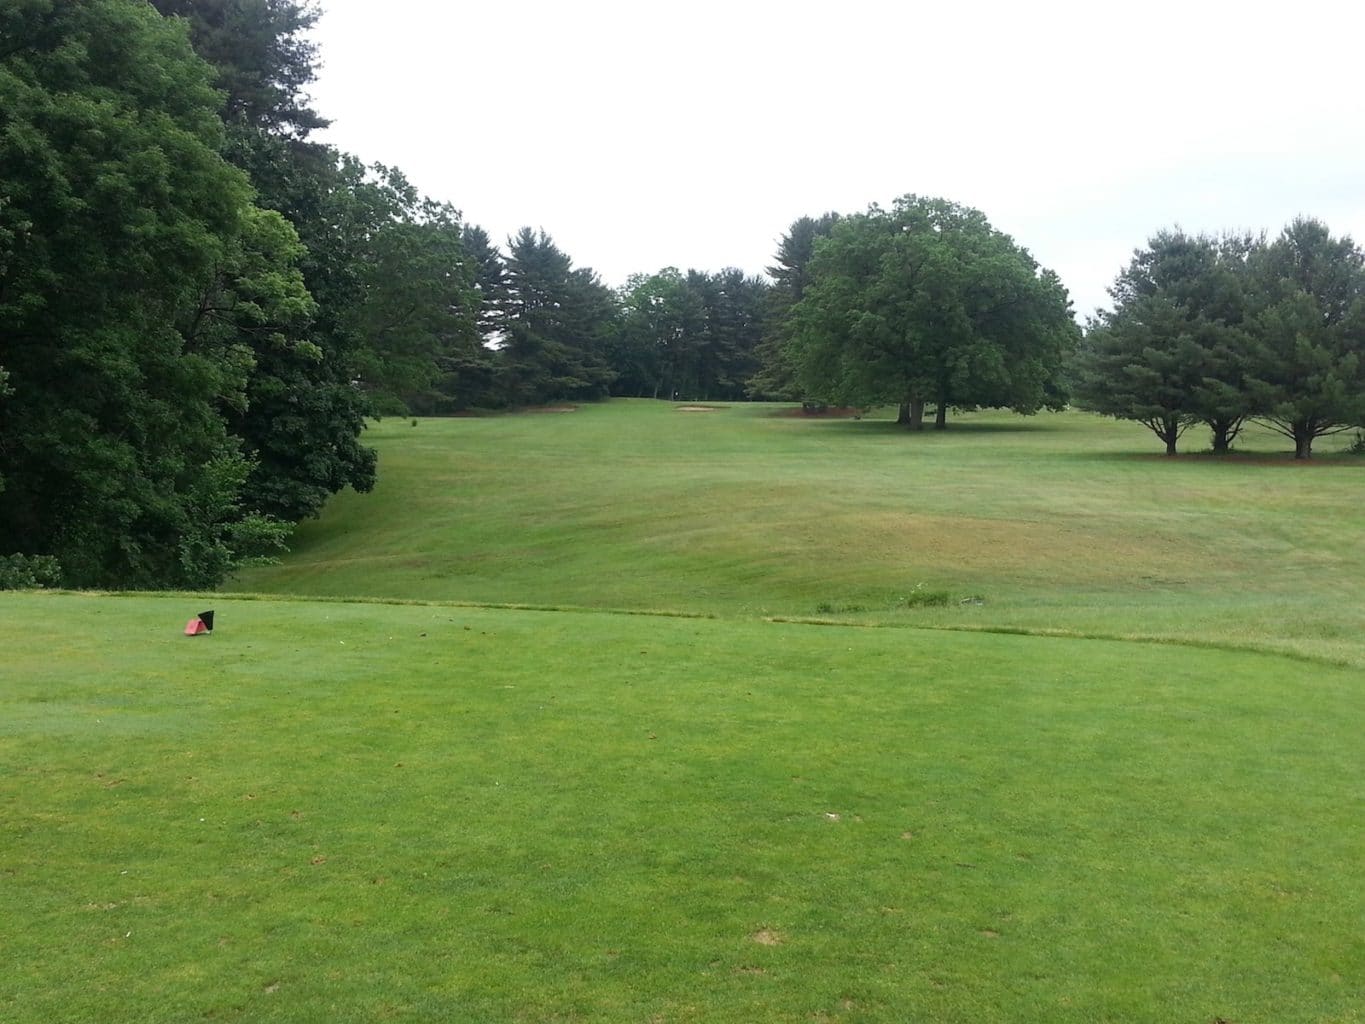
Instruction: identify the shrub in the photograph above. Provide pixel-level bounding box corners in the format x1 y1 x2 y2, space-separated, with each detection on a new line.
0 554 62 590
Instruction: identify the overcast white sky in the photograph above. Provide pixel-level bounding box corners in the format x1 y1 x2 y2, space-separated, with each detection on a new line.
307 0 1365 319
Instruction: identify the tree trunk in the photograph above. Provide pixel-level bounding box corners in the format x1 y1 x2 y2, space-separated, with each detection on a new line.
1208 416 1243 454
933 404 947 430
1292 418 1313 459
1157 414 1180 455
908 398 924 430
896 402 911 425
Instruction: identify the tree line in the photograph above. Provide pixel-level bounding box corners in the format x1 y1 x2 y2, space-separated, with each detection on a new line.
0 0 772 590
3 1 1362 592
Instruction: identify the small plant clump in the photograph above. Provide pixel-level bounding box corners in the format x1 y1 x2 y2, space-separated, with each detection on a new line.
814 602 866 614
819 586 964 615
899 584 951 608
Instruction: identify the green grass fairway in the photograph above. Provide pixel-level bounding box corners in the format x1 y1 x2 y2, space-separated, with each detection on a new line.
3 593 1362 1023
7 403 1364 1021
235 402 1365 668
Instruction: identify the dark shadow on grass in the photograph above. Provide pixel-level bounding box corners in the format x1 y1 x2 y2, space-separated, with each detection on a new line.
1062 448 1365 467
795 416 1069 435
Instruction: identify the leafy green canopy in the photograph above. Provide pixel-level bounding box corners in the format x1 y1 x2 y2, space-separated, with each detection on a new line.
0 0 287 586
152 2 477 503
789 196 1077 426
612 266 767 401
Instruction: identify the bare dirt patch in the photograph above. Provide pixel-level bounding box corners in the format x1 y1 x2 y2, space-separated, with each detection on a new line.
676 405 728 412
751 929 784 946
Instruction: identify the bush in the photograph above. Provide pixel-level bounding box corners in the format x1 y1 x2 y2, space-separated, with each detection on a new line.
0 554 63 590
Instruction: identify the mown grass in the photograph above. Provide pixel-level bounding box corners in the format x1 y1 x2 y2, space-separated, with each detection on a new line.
3 593 1362 1023
234 402 1365 667
8 403 1364 1022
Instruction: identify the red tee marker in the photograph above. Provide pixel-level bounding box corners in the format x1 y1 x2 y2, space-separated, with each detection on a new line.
183 611 214 636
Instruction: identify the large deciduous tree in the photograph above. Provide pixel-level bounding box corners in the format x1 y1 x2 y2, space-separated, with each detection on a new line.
0 0 287 586
612 267 768 401
152 0 384 514
613 268 704 399
340 165 479 412
790 196 1076 427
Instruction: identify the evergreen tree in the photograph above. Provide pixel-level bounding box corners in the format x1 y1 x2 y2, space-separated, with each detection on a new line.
1248 218 1365 458
1076 230 1260 454
748 213 839 399
461 224 510 345
150 0 327 139
697 268 768 401
499 229 616 405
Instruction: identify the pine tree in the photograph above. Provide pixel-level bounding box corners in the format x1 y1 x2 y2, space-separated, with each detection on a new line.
499 229 616 405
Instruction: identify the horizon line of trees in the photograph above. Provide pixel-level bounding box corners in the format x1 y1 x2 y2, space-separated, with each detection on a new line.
3 0 1362 593
0 0 785 591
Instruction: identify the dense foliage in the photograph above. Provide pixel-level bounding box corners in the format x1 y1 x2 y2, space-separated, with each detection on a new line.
747 213 839 400
3 1 1359 590
1076 221 1365 456
0 0 288 587
0 0 621 588
612 267 768 401
782 197 1078 427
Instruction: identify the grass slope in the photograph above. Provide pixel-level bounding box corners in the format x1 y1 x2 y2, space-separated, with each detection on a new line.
3 593 1362 1023
235 402 1365 667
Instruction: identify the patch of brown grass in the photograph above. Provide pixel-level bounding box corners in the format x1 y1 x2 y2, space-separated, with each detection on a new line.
841 511 1220 583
